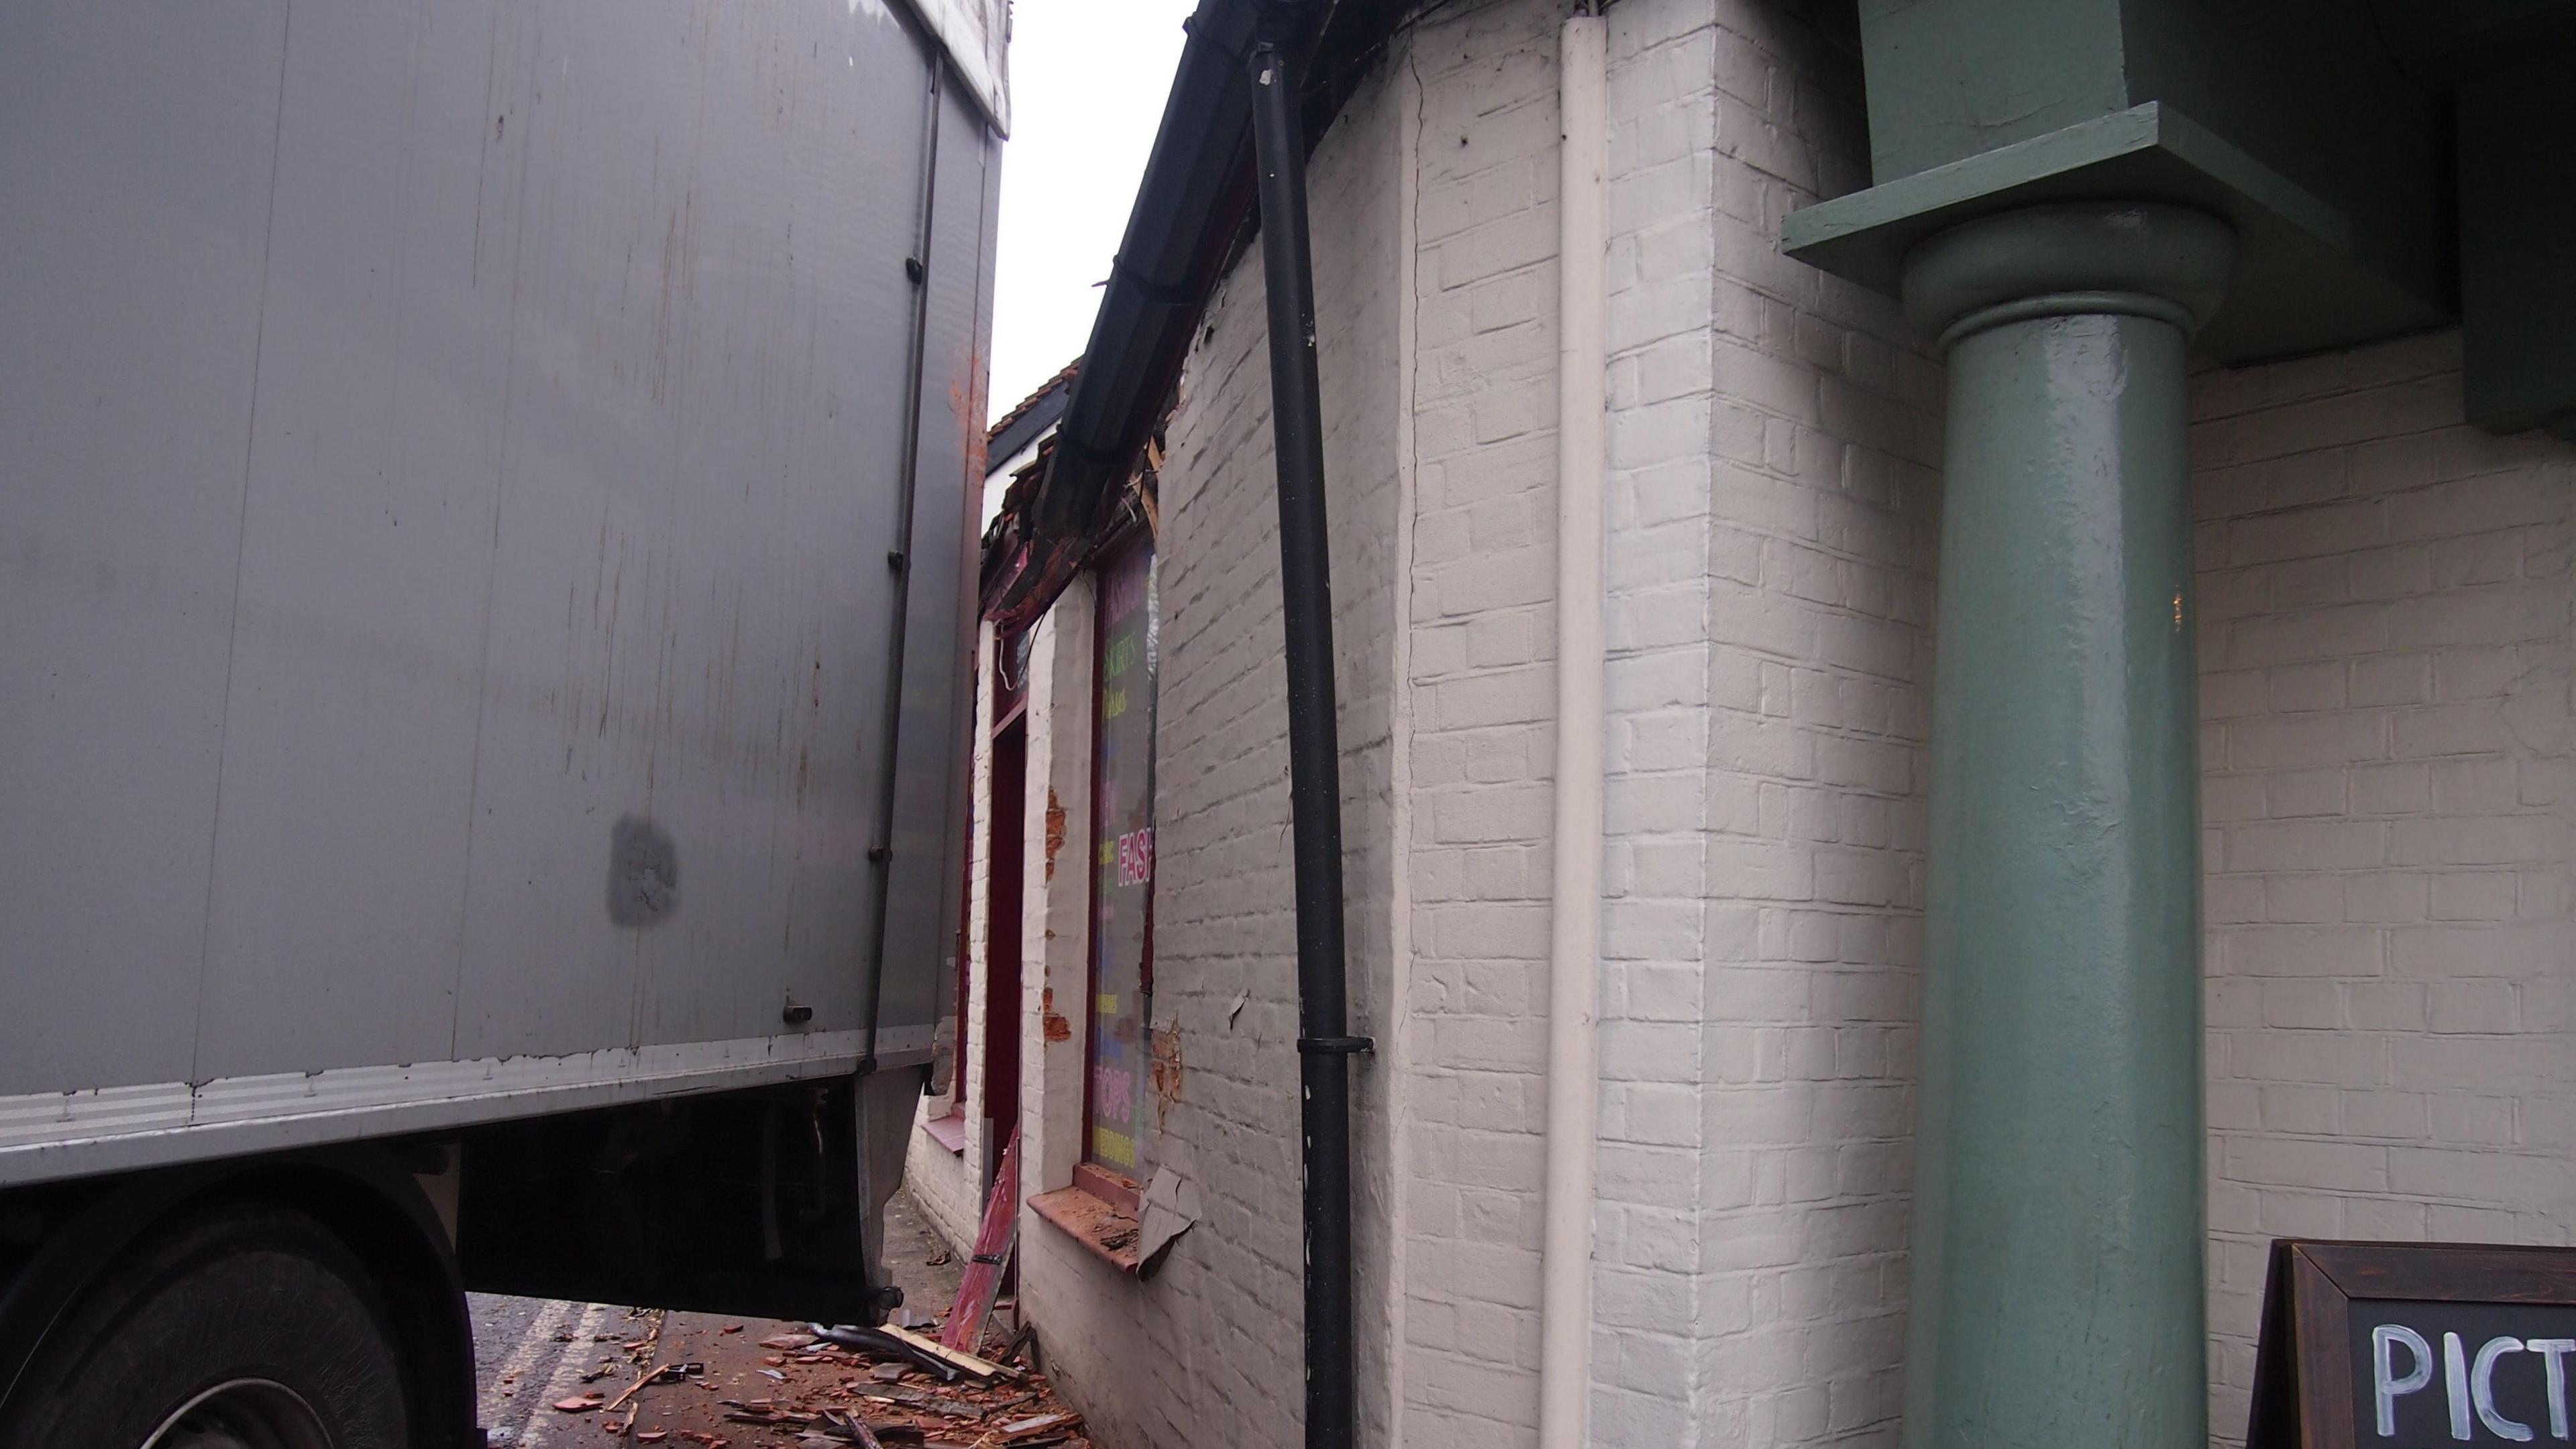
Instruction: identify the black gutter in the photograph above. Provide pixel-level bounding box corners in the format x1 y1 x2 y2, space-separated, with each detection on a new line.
1027 0 1266 540
1246 12 1365 1449
1004 0 1411 610
1004 1 1423 1442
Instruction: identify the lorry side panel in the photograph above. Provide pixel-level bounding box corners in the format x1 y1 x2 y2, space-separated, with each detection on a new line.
879 76 1001 1046
0 0 992 1178
0 3 291 1101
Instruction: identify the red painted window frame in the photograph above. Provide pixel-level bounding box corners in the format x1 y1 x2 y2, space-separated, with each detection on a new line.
936 627 1028 1150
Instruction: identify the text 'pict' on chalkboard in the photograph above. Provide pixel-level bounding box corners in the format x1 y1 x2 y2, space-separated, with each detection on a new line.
2251 1241 2576 1449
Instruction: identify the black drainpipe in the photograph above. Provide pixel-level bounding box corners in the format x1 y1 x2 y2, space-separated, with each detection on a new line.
1245 13 1366 1449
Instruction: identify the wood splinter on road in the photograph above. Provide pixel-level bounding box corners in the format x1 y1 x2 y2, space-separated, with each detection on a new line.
881 1323 1015 1381
602 1362 670 1415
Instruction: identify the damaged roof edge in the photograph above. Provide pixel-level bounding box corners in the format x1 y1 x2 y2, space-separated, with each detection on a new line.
1005 0 1411 620
1027 0 1267 544
902 0 1011 134
987 361 1079 475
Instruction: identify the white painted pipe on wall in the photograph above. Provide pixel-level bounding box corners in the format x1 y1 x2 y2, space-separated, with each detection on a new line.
1538 11 1607 1448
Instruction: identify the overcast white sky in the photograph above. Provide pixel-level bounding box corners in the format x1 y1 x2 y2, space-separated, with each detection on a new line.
986 0 1201 425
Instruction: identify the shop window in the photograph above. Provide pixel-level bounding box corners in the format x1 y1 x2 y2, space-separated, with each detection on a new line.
1080 535 1157 1211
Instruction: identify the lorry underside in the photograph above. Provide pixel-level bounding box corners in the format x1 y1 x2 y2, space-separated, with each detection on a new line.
0 1069 927 1446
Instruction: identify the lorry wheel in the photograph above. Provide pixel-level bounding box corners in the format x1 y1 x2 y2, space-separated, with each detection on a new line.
0 1201 410 1449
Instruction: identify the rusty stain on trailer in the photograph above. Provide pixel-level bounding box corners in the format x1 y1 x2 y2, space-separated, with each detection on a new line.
953 352 989 486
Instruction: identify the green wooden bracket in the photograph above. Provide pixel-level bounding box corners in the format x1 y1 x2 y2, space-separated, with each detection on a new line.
1782 103 2449 366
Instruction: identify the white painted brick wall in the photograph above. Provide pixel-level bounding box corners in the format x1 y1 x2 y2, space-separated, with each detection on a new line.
1582 17 2574 1449
904 619 999 1252
1396 3 1567 1444
1017 585 1098 1235
1590 3 1939 1446
908 596 1097 1266
918 9 2573 1449
2194 329 2576 1446
1001 45 1411 1449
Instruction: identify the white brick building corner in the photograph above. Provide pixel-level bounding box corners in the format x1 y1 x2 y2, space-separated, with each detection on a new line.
914 3 2576 1446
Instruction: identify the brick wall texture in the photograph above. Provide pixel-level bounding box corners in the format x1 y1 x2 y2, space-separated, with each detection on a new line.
913 2 2576 1447
901 615 994 1253
1582 2 1938 1446
1394 3 1570 1445
2196 330 2576 1444
988 38 1413 1449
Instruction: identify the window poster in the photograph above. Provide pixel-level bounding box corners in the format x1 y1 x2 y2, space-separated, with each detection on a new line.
1086 538 1157 1178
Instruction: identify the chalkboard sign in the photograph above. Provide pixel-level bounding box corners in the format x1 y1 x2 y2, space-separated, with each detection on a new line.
2251 1241 2576 1449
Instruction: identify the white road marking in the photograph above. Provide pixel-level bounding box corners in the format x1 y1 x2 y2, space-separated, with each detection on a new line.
477 1297 574 1445
513 1301 623 1449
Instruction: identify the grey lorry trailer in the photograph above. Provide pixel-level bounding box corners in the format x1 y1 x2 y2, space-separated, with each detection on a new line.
0 0 1002 1441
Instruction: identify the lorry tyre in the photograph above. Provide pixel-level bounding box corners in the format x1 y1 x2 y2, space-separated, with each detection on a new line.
0 1201 410 1449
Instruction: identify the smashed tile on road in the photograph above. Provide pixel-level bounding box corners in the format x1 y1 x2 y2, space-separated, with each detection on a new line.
576 1309 1086 1449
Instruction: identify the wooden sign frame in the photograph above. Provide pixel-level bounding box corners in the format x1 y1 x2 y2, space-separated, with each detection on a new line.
2250 1240 2576 1449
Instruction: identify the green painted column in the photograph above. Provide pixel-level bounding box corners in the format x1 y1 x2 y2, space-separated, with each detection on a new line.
1900 203 2234 1449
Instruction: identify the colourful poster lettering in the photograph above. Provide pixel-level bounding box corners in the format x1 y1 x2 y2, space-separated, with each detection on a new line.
1085 539 1157 1183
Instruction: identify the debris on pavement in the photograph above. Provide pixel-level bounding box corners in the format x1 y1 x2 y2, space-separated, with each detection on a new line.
885 1324 1014 1383
809 1325 963 1384
480 1196 1044 1448
590 1310 1087 1449
603 1360 696 1418
942 1130 1020 1356
1136 1167 1201 1269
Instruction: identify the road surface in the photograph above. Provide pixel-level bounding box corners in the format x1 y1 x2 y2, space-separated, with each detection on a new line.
470 1189 968 1446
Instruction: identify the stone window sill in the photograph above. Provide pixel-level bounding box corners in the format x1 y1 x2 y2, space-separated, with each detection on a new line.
920 1110 966 1156
1028 1185 1141 1275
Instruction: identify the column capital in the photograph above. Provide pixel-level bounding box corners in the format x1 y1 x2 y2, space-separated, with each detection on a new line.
1900 201 2235 352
